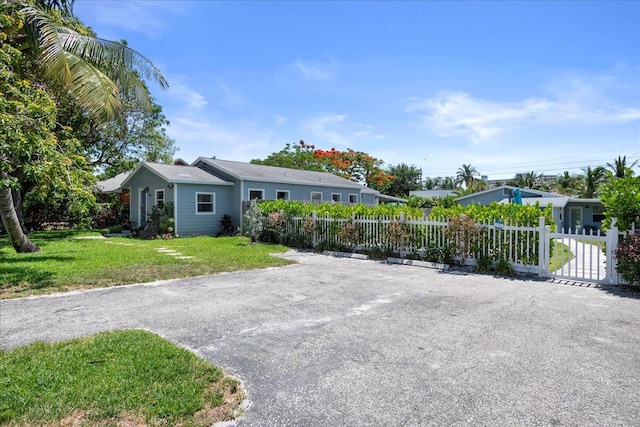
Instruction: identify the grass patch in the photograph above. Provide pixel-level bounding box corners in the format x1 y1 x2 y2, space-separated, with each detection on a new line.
549 240 575 272
0 330 244 426
0 232 292 299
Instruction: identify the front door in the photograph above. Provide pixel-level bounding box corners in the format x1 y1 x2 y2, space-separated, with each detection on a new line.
570 207 582 232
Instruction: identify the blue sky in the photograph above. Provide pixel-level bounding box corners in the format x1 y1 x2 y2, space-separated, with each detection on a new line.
74 1 640 180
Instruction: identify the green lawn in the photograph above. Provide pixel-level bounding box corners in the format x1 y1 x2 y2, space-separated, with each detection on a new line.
0 231 292 299
549 240 575 272
0 330 244 426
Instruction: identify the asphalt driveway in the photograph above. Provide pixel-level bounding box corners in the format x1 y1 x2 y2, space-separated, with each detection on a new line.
1 251 639 426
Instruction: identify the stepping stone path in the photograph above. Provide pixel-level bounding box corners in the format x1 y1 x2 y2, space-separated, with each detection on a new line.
156 247 195 260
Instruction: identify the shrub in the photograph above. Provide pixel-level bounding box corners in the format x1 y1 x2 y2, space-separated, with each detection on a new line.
445 214 483 263
615 234 640 285
494 258 515 276
243 200 264 242
217 214 236 236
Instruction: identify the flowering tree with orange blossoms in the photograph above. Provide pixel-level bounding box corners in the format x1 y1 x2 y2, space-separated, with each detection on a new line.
312 148 393 190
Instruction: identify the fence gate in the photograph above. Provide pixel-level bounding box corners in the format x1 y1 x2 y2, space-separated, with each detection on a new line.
541 219 619 285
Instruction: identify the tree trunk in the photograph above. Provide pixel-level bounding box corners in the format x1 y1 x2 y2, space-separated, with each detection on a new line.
0 178 41 253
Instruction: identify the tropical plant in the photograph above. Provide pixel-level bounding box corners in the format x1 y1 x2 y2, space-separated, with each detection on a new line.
581 166 606 198
0 1 168 253
607 155 637 179
455 164 479 188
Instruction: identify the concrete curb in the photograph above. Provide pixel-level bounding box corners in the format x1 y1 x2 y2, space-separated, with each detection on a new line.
387 257 450 271
322 251 369 260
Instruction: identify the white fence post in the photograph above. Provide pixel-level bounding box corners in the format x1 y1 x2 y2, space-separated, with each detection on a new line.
606 218 619 285
538 217 547 277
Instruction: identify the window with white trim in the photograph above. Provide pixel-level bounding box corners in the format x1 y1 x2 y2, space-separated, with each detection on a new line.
155 189 165 208
276 190 290 200
331 193 341 202
311 192 322 202
196 192 215 214
349 194 358 204
592 205 605 223
248 189 264 201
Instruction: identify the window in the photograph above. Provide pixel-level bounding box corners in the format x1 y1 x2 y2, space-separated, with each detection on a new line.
248 189 264 201
155 189 165 208
592 205 605 223
331 193 341 202
276 190 290 200
196 192 215 214
349 194 358 204
311 192 322 202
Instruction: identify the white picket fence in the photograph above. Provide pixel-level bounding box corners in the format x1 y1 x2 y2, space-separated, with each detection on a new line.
263 212 627 285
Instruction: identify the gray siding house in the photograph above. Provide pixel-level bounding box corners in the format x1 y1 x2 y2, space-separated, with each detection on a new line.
456 185 605 232
119 158 401 236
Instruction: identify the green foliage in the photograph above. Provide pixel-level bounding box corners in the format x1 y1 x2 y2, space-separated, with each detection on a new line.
615 234 640 285
494 258 515 276
136 202 175 239
430 202 554 229
0 330 243 426
407 195 458 209
250 140 323 171
475 255 493 273
383 163 422 197
600 176 640 231
243 200 264 242
257 200 424 219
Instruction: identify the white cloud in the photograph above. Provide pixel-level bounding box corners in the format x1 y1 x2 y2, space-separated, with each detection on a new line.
79 1 187 38
408 74 640 144
292 59 336 81
215 80 247 109
274 115 288 127
304 113 373 147
165 76 208 110
165 116 275 163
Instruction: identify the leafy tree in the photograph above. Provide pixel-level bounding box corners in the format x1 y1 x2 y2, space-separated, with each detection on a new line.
383 163 422 197
251 140 392 189
0 2 167 252
600 176 640 231
313 147 392 189
455 164 479 188
250 140 323 172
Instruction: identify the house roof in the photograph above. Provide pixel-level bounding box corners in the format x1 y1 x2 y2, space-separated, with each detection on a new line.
96 171 130 193
121 162 233 187
498 196 570 208
456 185 559 202
196 157 364 189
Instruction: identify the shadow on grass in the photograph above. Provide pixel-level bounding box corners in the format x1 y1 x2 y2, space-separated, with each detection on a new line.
0 265 56 290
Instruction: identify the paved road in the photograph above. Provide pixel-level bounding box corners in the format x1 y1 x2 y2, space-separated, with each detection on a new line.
2 251 640 426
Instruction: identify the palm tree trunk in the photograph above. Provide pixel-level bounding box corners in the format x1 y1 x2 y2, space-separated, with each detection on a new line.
0 175 41 253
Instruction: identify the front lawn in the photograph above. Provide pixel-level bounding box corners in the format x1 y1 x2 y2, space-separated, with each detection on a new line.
0 232 292 299
0 330 244 426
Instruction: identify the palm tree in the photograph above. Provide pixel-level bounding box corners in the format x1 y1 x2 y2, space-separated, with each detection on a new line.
607 155 637 179
553 171 578 195
581 166 606 198
455 164 479 188
0 1 168 253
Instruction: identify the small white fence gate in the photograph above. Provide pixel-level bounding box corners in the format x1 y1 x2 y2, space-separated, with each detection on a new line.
539 218 620 285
